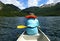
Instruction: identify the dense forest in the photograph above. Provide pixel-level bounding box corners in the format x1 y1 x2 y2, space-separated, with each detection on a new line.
0 1 60 17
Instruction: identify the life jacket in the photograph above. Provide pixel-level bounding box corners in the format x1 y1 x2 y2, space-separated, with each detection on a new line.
25 15 37 19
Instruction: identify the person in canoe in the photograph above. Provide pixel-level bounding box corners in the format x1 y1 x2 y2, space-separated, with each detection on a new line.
25 12 39 35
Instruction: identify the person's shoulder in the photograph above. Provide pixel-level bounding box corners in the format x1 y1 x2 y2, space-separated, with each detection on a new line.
35 18 39 21
35 18 38 20
35 18 38 21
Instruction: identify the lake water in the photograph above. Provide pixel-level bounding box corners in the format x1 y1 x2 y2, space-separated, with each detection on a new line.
0 17 60 41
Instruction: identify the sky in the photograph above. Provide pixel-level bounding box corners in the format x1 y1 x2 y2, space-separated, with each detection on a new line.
0 0 60 10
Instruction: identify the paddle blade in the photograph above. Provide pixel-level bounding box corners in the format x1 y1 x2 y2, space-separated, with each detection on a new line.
17 25 26 29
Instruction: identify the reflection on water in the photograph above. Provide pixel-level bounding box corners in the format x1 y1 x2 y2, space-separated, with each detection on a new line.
0 17 60 41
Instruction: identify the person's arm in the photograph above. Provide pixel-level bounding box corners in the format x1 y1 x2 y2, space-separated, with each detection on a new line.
37 19 39 26
36 18 40 27
37 19 41 28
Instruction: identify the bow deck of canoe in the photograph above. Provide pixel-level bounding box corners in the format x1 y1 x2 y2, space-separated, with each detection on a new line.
17 29 50 41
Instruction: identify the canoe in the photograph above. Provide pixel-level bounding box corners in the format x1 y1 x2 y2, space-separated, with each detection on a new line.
17 29 50 41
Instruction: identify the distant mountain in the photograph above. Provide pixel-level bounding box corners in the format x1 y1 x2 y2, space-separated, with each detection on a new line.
56 2 60 4
22 2 60 16
4 4 20 11
0 1 60 16
40 2 60 8
0 1 22 16
21 6 40 13
0 1 4 10
40 3 55 8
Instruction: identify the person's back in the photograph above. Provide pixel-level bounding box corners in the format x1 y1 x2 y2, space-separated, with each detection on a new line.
25 12 39 35
27 18 39 27
26 18 39 35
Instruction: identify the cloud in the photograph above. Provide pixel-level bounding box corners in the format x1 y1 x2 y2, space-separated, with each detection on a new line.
54 0 60 3
39 4 44 6
46 0 54 4
46 0 60 4
0 0 25 9
28 0 41 7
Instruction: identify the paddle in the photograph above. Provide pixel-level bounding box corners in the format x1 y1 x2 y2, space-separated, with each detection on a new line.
17 25 40 29
17 25 27 29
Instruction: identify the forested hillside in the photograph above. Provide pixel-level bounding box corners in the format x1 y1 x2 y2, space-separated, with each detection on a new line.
0 1 60 16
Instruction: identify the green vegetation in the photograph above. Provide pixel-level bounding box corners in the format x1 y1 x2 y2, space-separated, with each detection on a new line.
0 1 60 16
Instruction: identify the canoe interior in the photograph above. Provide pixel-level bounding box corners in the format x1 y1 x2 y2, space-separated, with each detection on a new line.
17 29 50 41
